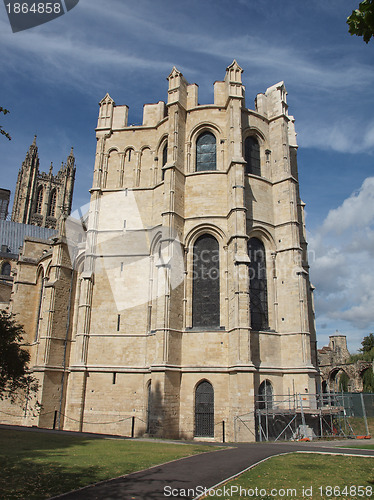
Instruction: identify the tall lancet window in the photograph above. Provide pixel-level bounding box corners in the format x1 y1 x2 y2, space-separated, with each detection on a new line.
196 132 216 171
244 136 261 176
248 237 268 331
161 142 168 181
35 271 44 341
36 187 43 214
48 189 57 217
192 234 220 328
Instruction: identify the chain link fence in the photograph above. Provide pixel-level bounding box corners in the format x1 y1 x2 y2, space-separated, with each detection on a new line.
235 392 374 442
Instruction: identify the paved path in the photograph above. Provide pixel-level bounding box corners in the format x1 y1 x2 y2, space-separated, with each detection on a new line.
49 439 374 500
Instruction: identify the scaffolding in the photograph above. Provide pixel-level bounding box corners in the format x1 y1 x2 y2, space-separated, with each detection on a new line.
234 392 373 442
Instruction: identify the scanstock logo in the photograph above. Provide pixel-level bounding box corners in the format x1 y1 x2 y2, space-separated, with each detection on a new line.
4 0 79 32
65 190 185 312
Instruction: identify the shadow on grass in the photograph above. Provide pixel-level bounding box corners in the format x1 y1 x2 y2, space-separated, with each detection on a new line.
0 429 104 500
0 427 212 500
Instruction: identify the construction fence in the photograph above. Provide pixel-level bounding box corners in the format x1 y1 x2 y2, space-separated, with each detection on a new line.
235 392 374 442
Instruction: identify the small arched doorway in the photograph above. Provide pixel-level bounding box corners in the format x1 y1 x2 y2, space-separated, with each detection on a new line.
194 381 214 437
258 380 273 409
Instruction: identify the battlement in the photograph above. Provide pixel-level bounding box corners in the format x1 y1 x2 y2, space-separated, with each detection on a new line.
96 61 292 134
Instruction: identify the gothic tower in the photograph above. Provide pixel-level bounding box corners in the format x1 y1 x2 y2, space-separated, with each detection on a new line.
11 137 76 228
0 63 319 442
60 61 318 440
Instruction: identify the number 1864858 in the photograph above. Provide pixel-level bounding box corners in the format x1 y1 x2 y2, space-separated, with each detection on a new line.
6 3 62 14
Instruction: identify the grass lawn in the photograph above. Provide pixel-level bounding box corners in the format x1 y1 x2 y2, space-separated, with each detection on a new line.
0 428 215 500
344 416 374 437
345 443 374 450
207 453 374 500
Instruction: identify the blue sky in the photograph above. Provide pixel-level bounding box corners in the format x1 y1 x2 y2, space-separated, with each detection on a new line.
1 0 373 352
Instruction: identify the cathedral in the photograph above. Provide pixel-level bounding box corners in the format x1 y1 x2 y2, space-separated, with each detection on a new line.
0 140 75 308
0 62 318 441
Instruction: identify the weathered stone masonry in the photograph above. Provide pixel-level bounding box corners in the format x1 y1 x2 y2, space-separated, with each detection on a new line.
1 62 318 441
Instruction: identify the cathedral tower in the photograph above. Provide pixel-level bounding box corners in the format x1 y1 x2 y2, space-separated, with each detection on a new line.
1 63 318 442
11 138 76 228
61 61 318 440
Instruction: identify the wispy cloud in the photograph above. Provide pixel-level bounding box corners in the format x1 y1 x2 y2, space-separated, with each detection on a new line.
298 119 374 154
2 1 374 97
309 176 374 348
322 177 374 233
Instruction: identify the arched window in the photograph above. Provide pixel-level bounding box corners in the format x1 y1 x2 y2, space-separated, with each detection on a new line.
1 262 11 276
192 234 220 328
244 136 261 176
196 132 216 172
195 381 214 437
161 142 168 181
248 237 268 331
258 380 273 409
162 142 168 167
106 150 120 189
36 187 43 214
48 189 57 217
123 148 135 187
35 271 44 341
125 148 133 163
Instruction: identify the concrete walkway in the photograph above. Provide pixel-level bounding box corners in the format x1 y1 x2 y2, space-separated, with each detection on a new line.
48 438 374 500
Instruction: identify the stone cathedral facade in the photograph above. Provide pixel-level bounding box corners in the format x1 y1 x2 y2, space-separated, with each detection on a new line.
1 62 318 441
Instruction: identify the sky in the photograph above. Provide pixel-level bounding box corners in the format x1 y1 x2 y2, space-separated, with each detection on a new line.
1 0 373 352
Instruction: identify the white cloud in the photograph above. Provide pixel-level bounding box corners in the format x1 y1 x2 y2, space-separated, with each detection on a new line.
298 120 374 154
309 177 374 348
363 123 374 149
322 177 374 233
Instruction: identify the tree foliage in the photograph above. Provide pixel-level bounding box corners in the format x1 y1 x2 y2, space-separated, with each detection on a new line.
362 367 374 392
0 107 11 140
347 0 374 43
349 333 374 362
0 310 39 406
359 333 374 353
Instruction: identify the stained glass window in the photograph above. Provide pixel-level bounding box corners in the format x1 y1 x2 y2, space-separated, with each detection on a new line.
196 132 216 171
248 237 268 331
192 234 220 328
244 136 261 176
